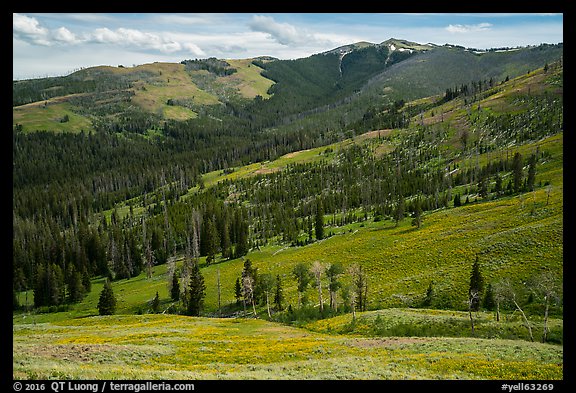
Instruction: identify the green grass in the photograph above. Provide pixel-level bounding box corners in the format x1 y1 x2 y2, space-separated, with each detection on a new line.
13 60 276 130
13 314 562 380
224 59 275 99
13 101 94 133
305 308 563 344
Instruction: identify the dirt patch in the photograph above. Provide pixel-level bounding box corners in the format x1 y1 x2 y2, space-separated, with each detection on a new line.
283 149 311 159
23 343 118 362
348 337 428 348
254 167 279 176
359 129 393 140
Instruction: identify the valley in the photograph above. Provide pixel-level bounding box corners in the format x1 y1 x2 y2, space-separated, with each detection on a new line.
12 38 563 381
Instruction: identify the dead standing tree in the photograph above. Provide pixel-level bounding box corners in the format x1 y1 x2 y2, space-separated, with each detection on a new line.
529 271 561 343
467 290 479 336
310 261 325 313
495 278 534 342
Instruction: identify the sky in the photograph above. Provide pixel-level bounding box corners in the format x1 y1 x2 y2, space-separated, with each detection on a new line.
13 13 563 80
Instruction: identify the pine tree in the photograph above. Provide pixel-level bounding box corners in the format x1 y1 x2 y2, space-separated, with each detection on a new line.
187 261 206 316
234 277 242 305
453 193 461 207
482 283 495 310
422 281 434 307
512 152 523 193
97 279 116 315
151 291 160 313
66 265 85 303
203 216 219 265
411 196 423 228
394 196 405 227
273 274 284 311
527 154 537 191
315 198 324 240
170 271 180 301
494 173 503 195
325 263 344 311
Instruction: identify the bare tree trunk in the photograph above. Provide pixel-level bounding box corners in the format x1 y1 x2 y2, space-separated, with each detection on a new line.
311 261 324 313
496 301 500 322
469 309 475 335
468 290 478 336
266 292 271 319
217 269 221 317
542 296 549 343
513 299 534 342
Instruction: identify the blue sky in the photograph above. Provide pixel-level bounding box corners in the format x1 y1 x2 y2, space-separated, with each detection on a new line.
13 13 563 80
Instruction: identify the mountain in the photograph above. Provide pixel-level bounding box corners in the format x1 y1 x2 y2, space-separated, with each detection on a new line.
13 40 562 134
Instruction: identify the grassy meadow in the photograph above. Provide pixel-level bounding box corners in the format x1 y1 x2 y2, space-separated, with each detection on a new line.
13 314 562 380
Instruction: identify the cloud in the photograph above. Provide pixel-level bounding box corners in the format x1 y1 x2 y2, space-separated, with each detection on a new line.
52 27 79 44
249 15 314 45
13 13 206 56
13 13 51 45
89 27 183 53
446 23 493 33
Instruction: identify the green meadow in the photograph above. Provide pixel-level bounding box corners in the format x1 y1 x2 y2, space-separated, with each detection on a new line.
13 314 562 380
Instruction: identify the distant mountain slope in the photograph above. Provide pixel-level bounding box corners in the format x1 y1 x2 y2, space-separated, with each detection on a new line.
361 43 563 101
13 40 562 134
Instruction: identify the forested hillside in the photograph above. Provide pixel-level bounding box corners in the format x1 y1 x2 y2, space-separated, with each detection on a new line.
13 43 563 315
12 37 564 381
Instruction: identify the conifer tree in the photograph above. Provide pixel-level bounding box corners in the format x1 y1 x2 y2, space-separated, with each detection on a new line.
422 281 434 307
527 154 537 191
170 270 180 301
234 277 242 305
411 196 423 228
325 262 344 311
315 198 324 240
453 193 461 207
394 196 405 227
273 274 284 311
187 261 206 317
151 291 160 313
97 279 116 315
512 152 524 193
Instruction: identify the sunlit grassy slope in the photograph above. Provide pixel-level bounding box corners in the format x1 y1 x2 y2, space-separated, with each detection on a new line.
13 60 275 131
13 131 563 325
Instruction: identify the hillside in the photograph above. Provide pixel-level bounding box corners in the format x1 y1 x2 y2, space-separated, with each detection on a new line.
14 60 563 314
13 39 563 381
13 41 562 133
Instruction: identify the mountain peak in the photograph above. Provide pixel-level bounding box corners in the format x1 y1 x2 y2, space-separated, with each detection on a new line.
380 38 434 51
323 41 376 55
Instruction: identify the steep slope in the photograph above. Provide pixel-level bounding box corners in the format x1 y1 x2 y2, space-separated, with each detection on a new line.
361 43 563 101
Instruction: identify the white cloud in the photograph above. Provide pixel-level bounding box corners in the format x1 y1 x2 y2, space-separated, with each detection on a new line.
249 15 312 45
13 13 207 57
13 13 51 45
88 27 183 53
52 27 78 44
446 23 493 34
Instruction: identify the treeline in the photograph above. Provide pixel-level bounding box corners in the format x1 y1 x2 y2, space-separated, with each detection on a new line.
12 67 157 106
181 58 237 76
